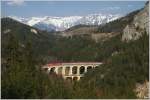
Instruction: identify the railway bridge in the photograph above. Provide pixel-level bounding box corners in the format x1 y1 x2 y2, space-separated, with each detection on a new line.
42 62 102 81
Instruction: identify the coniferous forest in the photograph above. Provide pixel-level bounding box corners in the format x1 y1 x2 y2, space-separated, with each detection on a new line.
1 24 148 98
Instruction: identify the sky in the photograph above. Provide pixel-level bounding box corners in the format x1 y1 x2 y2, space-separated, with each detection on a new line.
1 0 147 18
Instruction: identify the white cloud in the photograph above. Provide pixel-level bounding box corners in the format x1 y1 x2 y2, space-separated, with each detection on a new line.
7 0 25 6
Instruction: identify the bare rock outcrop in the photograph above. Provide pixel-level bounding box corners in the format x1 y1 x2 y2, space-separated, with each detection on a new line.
133 2 149 34
134 81 149 99
122 2 149 42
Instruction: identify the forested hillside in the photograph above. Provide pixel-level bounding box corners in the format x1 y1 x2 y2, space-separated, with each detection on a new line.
2 28 148 98
79 32 149 98
1 17 56 63
96 9 140 33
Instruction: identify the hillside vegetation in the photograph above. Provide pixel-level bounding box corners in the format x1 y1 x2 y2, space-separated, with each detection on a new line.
96 10 140 33
77 32 149 98
1 17 56 62
2 28 148 98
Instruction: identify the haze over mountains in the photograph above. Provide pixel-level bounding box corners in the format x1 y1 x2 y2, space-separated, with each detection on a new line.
10 13 121 32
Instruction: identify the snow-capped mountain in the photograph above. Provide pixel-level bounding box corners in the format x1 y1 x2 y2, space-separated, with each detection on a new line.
10 14 122 32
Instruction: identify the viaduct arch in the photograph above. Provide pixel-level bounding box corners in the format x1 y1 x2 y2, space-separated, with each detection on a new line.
42 62 102 81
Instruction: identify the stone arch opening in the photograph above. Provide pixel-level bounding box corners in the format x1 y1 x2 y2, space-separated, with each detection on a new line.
80 77 83 80
58 67 62 75
50 67 55 73
87 66 92 71
80 66 85 74
95 66 99 69
65 67 70 75
66 77 72 82
72 66 77 74
73 77 78 81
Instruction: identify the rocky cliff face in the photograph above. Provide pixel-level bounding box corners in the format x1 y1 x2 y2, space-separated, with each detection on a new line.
122 2 149 41
134 81 149 99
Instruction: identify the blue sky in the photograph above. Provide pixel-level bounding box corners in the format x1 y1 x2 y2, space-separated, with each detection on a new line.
1 1 147 18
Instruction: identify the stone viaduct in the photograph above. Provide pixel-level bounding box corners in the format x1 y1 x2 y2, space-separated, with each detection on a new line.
42 62 102 81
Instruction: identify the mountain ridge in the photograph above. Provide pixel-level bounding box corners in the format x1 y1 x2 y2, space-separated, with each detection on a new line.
9 13 121 32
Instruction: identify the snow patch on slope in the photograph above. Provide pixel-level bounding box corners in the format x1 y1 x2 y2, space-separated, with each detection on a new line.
30 28 38 35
